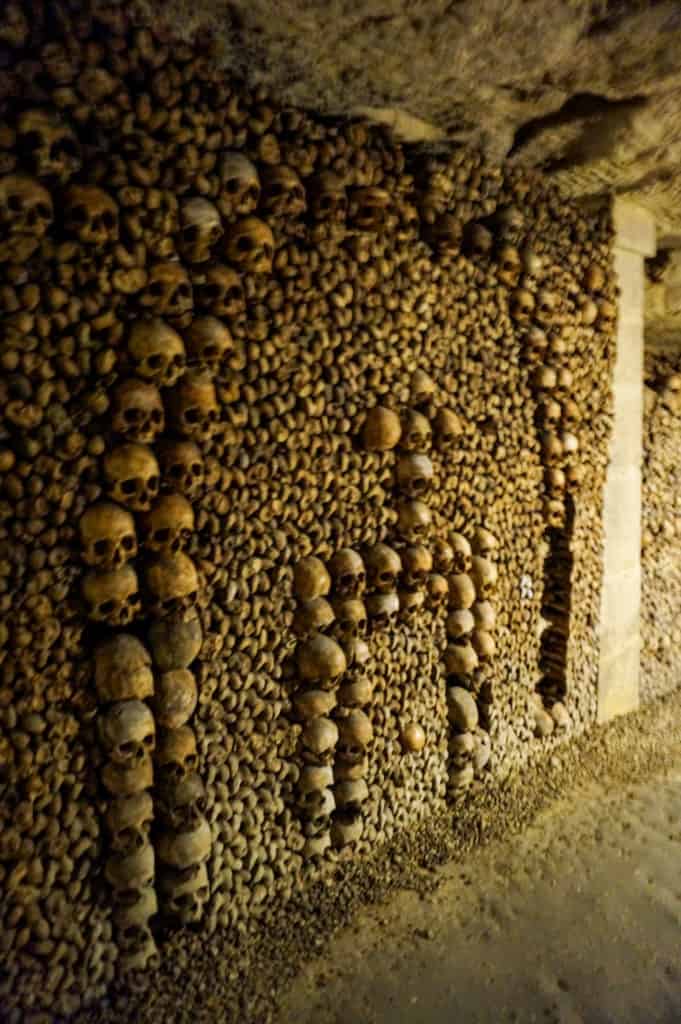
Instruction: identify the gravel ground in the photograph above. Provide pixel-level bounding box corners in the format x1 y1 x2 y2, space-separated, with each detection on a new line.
78 691 681 1024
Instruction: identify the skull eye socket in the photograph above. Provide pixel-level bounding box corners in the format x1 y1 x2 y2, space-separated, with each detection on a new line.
121 479 137 495
70 204 89 224
151 409 163 423
54 136 78 159
148 475 160 493
148 281 165 297
93 539 110 556
99 600 116 615
228 286 242 301
184 407 200 424
122 535 136 551
183 225 199 243
154 527 171 544
191 463 202 476
147 354 163 369
102 210 116 229
248 186 260 202
36 203 51 220
123 407 141 422
7 194 23 212
225 177 241 195
237 235 254 252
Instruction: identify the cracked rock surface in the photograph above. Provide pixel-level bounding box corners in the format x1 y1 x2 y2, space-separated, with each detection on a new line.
158 0 681 229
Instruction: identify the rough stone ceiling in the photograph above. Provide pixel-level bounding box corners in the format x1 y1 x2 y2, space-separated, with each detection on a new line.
159 0 681 236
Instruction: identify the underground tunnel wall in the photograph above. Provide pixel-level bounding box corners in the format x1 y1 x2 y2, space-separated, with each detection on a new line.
642 348 681 703
0 1 617 1016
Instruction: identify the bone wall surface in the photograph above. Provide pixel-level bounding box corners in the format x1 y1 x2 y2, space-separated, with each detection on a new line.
0 1 616 1017
641 351 681 704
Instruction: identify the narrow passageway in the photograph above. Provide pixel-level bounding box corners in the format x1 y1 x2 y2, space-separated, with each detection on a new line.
280 768 681 1024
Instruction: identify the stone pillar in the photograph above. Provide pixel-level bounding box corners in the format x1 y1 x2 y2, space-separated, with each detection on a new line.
597 200 655 721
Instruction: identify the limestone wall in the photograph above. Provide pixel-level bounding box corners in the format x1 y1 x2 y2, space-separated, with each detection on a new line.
641 351 681 702
0 1 616 1016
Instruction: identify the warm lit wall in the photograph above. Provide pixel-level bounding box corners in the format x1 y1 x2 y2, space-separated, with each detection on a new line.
0 1 616 1015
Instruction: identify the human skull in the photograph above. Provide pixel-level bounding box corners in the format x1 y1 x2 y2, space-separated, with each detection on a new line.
543 497 565 529
194 264 245 319
400 409 431 452
148 610 203 671
396 453 434 498
261 165 307 217
300 717 339 766
293 597 335 640
157 817 211 870
597 299 616 329
560 399 581 432
495 245 521 287
444 642 479 676
540 431 563 466
396 499 432 543
348 186 390 232
80 501 138 570
400 721 427 753
308 172 347 222
336 710 373 765
156 772 206 832
546 466 566 497
153 669 198 729
144 552 199 619
449 533 473 573
112 378 165 443
365 591 400 630
157 440 204 499
104 842 155 895
224 217 274 274
177 197 223 264
399 543 433 591
297 633 347 689
448 573 476 610
538 397 561 428
472 528 499 559
298 764 334 801
156 725 198 782
102 756 154 798
17 108 81 184
535 289 558 326
99 701 156 765
433 409 463 452
128 319 186 388
95 634 154 703
533 365 558 391
302 787 337 838
338 675 374 708
185 316 233 368
427 213 462 257
142 494 194 555
113 888 158 933
64 185 119 245
106 792 154 855
464 221 493 259
103 443 160 512
328 549 366 597
141 262 193 319
293 689 337 722
334 778 369 814
471 556 498 599
82 565 141 626
472 629 496 663
426 573 449 609
217 152 261 218
410 369 436 407
446 608 475 641
510 288 535 323
331 597 368 641
399 588 426 620
362 406 402 451
0 174 53 261
166 371 219 442
525 325 548 360
432 539 455 574
584 263 606 293
159 863 210 924
293 556 332 601
365 543 402 592
495 204 524 243
331 815 363 850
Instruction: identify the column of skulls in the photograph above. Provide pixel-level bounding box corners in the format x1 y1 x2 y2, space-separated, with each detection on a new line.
327 549 374 851
291 557 348 860
517 288 584 739
139 315 215 923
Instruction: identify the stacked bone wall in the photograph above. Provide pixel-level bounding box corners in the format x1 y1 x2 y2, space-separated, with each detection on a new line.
0 1 616 1015
641 349 681 702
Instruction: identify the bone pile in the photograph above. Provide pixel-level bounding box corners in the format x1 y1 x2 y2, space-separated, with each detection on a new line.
0 0 617 1014
641 355 681 702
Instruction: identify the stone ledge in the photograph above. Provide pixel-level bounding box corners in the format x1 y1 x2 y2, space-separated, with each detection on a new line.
613 199 656 257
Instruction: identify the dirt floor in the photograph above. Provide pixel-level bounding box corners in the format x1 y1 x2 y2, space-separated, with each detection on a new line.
280 752 681 1023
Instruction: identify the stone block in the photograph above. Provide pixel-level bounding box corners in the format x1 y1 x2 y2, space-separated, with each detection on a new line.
613 199 656 257
598 565 641 647
598 636 640 722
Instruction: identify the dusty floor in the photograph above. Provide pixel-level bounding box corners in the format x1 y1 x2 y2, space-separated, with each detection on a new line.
280 765 681 1024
